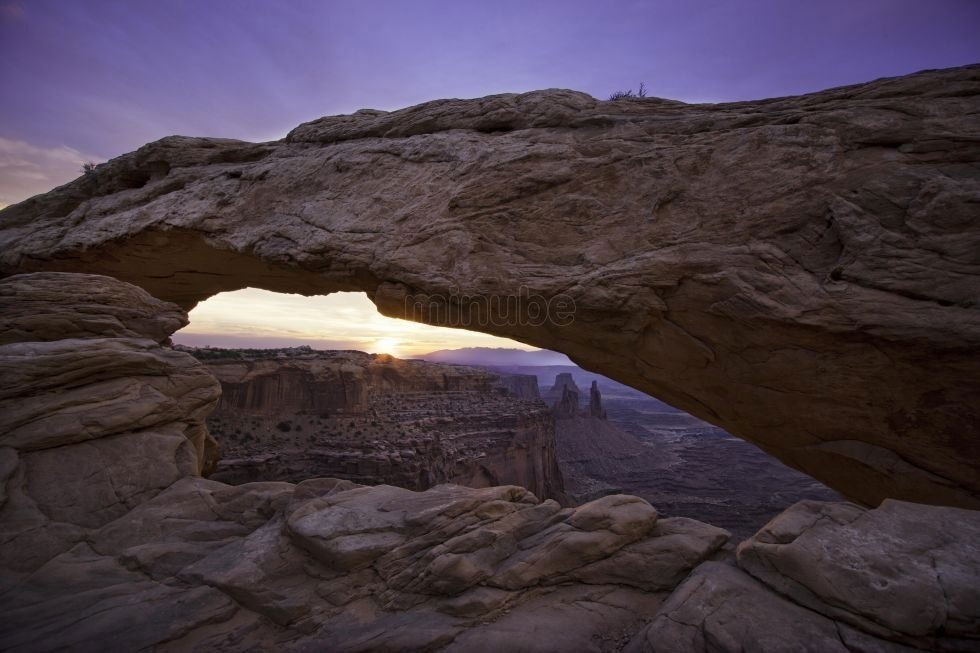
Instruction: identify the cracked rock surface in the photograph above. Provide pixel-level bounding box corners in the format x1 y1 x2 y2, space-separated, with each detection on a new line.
1 272 978 651
1 66 978 508
735 499 980 649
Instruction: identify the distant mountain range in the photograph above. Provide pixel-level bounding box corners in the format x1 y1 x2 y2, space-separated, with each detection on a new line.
417 347 573 367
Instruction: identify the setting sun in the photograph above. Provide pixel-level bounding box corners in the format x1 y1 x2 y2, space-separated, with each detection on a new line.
372 337 400 356
172 288 538 355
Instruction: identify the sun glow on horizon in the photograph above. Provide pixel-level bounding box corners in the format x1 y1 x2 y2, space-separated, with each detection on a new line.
174 288 538 356
372 337 401 356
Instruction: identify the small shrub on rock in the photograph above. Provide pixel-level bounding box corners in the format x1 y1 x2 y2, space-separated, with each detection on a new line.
608 82 647 100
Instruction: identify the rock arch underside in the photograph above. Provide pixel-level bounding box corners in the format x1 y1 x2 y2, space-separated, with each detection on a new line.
0 65 979 652
4 64 979 508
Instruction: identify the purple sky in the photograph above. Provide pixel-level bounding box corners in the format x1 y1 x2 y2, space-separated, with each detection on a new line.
1 0 978 352
2 0 979 173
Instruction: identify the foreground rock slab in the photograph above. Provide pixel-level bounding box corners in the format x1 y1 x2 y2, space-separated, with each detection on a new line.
2 477 729 652
2 272 979 651
0 273 220 590
1 66 978 508
737 499 980 651
626 562 913 653
628 498 980 653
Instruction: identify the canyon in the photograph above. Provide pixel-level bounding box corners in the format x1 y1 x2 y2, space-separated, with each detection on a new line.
538 372 840 539
0 64 978 651
191 345 836 539
191 346 564 502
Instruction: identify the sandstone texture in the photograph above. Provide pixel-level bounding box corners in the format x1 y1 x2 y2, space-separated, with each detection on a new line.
0 272 220 591
1 271 978 651
735 499 980 650
0 272 720 650
1 66 978 507
628 499 980 652
194 347 565 501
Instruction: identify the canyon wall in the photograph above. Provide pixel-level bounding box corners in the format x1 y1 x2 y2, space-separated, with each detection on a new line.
193 348 566 503
1 66 977 507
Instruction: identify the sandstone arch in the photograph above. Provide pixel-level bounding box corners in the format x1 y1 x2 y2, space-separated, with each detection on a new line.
1 65 978 508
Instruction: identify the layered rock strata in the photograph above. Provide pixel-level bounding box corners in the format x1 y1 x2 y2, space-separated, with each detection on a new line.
0 272 726 651
2 66 978 506
1 272 978 652
0 272 221 592
195 349 564 501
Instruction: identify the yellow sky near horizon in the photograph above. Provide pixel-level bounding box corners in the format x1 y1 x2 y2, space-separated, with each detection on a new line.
173 288 537 357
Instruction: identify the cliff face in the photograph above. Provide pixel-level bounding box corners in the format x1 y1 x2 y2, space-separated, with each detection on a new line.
548 374 655 503
492 373 541 400
215 361 368 415
199 349 500 416
193 349 565 503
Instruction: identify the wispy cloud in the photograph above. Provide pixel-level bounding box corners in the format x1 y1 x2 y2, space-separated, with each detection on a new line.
0 137 102 206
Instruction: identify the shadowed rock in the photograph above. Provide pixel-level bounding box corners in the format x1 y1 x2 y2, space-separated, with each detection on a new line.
736 499 980 648
628 498 980 652
1 271 977 651
1 66 979 508
546 372 582 407
587 380 606 419
0 272 727 651
552 386 580 419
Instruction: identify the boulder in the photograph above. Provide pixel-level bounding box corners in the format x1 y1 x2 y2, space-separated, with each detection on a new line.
570 517 730 591
627 498 980 653
737 499 980 649
626 562 918 653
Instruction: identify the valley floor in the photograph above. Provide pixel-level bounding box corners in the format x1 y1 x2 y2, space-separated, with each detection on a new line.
604 396 839 540
555 387 840 541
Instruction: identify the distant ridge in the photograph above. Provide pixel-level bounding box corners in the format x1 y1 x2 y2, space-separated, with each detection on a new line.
418 347 572 366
